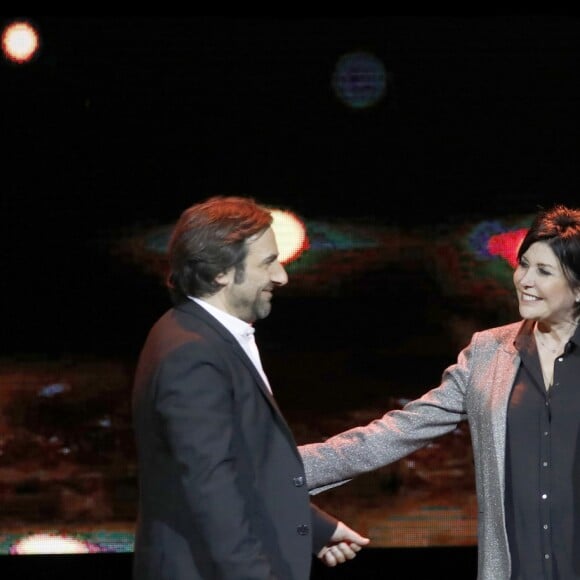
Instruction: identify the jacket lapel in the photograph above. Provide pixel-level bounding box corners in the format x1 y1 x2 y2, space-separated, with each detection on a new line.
175 301 298 446
489 325 522 496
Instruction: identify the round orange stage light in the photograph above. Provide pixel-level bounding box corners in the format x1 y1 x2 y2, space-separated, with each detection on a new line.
2 20 40 64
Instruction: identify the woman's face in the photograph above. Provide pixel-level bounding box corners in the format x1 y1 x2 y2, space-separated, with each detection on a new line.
513 241 578 325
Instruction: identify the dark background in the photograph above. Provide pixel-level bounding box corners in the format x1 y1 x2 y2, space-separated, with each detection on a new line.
3 16 580 358
3 16 580 578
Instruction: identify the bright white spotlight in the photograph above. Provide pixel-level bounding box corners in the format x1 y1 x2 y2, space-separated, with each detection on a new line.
10 533 98 555
2 20 40 64
270 209 309 265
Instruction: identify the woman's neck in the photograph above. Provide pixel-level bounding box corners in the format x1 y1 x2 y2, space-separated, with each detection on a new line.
534 319 577 352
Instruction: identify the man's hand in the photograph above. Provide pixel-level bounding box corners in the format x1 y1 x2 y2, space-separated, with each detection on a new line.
317 521 370 567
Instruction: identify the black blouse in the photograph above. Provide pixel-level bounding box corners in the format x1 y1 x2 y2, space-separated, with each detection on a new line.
505 321 580 579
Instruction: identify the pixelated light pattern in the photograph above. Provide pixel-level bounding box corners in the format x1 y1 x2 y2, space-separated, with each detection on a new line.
114 210 534 309
487 228 527 268
0 531 134 555
332 51 387 109
129 207 315 268
270 209 309 264
1 20 39 64
467 220 529 267
10 533 99 555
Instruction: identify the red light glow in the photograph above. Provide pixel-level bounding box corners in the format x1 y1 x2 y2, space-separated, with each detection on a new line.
487 228 527 268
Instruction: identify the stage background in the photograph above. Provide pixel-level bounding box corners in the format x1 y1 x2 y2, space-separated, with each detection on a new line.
2 15 580 577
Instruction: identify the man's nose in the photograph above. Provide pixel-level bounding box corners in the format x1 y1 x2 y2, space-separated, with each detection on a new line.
271 261 288 286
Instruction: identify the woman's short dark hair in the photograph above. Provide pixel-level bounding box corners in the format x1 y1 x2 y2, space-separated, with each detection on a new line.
167 196 273 304
517 204 580 318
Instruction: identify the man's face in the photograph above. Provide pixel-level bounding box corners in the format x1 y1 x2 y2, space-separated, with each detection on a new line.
221 227 288 323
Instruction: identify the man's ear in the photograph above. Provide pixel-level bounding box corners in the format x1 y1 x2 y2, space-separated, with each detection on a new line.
215 269 234 286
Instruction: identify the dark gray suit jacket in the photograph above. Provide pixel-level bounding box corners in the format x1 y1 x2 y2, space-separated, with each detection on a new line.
132 300 336 579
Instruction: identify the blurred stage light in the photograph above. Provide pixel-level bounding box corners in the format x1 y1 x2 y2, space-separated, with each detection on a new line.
270 208 309 264
1 20 40 64
487 228 527 268
332 51 387 109
113 210 532 310
10 533 99 555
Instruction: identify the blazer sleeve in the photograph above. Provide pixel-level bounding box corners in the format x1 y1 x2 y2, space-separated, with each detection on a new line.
300 335 474 490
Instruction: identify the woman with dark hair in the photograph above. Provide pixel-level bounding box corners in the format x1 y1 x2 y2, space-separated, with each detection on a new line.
301 204 580 579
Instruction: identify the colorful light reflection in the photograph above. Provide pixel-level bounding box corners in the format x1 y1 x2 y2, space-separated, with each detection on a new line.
113 210 534 308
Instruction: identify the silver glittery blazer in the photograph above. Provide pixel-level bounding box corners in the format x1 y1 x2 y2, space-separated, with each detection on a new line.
300 320 526 580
